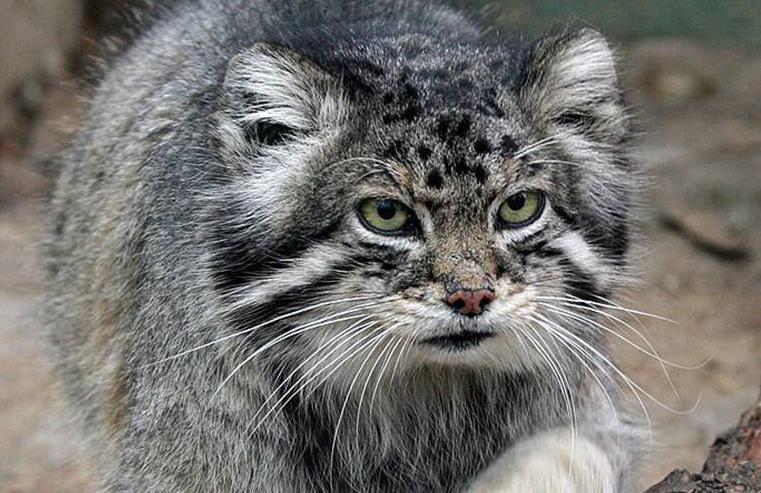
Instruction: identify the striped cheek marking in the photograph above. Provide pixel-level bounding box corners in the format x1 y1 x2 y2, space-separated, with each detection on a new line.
550 230 613 292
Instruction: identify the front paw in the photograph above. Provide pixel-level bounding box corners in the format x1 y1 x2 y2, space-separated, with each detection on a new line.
466 429 617 493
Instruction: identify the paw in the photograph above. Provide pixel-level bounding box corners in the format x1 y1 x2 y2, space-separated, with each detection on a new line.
466 429 617 493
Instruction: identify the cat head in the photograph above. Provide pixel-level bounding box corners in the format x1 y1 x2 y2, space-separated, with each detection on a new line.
209 28 638 374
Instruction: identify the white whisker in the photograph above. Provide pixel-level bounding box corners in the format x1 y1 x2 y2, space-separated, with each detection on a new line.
148 295 383 366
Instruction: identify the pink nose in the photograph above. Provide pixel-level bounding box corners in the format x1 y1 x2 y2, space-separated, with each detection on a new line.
446 289 496 316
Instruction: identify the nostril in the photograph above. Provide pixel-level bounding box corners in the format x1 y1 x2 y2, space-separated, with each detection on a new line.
478 291 495 310
446 289 496 316
450 298 466 312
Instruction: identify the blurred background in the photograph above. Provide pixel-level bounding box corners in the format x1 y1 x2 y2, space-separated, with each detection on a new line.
1 1 759 491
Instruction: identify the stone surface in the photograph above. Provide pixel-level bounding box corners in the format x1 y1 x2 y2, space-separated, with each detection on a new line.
645 391 761 492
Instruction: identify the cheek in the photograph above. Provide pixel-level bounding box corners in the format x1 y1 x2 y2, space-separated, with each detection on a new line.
520 253 568 292
495 251 529 284
386 249 432 292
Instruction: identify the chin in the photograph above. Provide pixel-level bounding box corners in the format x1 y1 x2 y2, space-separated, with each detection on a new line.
409 328 544 372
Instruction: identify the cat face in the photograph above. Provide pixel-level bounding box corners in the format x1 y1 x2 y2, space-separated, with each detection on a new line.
211 30 636 373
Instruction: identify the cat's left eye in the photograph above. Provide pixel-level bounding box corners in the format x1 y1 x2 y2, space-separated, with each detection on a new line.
497 191 545 228
358 198 412 234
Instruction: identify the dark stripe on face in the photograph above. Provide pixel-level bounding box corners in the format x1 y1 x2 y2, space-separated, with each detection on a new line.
211 215 341 294
225 257 357 334
557 256 608 301
579 216 630 260
555 204 629 261
516 239 559 256
473 164 488 184
552 201 628 260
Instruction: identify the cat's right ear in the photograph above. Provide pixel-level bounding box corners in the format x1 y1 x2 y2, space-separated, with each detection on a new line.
215 43 347 158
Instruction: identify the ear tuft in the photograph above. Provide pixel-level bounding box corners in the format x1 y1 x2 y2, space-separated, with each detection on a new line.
521 29 626 140
216 43 346 156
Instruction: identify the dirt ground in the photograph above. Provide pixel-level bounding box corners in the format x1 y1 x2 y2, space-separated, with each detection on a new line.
0 38 760 492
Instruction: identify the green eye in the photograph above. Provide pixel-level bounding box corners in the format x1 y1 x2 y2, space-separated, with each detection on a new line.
498 191 545 228
358 198 411 234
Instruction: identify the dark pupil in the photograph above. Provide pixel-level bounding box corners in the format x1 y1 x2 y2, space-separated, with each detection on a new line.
377 200 397 220
506 193 526 211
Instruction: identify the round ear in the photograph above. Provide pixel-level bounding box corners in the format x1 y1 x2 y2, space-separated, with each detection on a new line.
215 43 348 157
520 29 628 144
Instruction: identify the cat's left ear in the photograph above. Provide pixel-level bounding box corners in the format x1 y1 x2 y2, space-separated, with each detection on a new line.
520 29 627 142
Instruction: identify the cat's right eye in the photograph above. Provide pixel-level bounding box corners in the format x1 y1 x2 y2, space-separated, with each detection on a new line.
358 198 413 235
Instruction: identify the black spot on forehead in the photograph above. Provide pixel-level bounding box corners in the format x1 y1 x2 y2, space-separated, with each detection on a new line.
417 144 432 161
473 164 488 184
453 157 469 175
473 138 492 154
500 135 519 156
435 115 452 141
435 114 473 142
454 116 471 138
402 82 420 100
399 104 422 121
426 169 443 189
379 75 423 123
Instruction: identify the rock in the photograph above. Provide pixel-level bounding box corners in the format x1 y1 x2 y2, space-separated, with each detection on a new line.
645 389 761 492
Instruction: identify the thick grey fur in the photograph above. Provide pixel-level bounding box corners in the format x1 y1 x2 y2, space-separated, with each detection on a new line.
45 0 644 491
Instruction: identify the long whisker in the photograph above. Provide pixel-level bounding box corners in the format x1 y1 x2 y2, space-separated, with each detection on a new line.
329 329 392 482
389 332 417 383
236 320 385 461
516 323 578 482
149 295 383 365
527 313 646 436
522 159 595 171
532 312 702 422
543 300 706 371
248 320 380 426
512 130 573 159
212 312 377 398
368 333 406 415
539 302 683 400
538 300 707 407
535 295 678 324
523 318 624 448
354 329 401 443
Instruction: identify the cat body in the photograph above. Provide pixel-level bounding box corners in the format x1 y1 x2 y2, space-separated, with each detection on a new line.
46 0 641 491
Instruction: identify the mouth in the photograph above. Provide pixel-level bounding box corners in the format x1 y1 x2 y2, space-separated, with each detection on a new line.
420 331 495 351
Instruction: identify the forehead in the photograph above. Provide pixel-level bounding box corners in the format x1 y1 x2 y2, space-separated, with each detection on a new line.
344 42 536 205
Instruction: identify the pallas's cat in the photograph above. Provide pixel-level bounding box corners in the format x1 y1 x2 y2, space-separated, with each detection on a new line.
46 0 642 491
